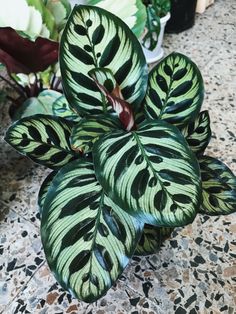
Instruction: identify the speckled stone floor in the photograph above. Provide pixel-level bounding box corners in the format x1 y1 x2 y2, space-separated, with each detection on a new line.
0 1 235 313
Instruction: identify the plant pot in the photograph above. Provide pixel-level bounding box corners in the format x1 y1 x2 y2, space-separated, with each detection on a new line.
166 0 197 33
142 12 171 64
196 0 214 13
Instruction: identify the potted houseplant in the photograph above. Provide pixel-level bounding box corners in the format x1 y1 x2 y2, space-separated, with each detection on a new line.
166 0 197 33
142 0 171 63
4 5 236 304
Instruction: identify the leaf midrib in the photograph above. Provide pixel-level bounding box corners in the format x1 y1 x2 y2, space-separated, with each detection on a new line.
159 59 175 118
12 134 75 155
132 131 190 212
81 13 108 114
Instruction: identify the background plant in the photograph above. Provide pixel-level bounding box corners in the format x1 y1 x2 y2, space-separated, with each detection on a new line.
142 0 171 50
0 0 72 116
5 5 236 304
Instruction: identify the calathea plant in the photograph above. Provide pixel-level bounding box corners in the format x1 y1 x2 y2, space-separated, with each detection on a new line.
5 5 236 303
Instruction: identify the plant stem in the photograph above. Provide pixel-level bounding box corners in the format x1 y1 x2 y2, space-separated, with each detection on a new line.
50 74 56 90
54 77 62 91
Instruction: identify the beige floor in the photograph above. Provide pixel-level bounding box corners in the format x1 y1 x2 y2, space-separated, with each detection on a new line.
0 1 236 313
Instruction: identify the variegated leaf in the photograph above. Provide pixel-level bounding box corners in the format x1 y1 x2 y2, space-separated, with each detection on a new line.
93 119 201 227
60 5 148 117
135 224 173 256
144 53 204 128
0 0 56 39
199 156 236 215
87 0 147 38
70 115 122 153
12 90 61 121
41 159 143 303
181 110 211 155
52 95 81 122
38 170 57 217
5 115 76 169
44 0 71 30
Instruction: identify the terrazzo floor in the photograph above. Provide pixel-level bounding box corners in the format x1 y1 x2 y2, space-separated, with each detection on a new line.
0 0 236 313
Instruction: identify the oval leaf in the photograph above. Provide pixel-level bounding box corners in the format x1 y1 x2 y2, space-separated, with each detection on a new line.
5 115 76 169
0 27 59 74
60 5 148 116
135 224 173 256
12 90 61 121
93 119 201 227
199 156 236 215
181 110 211 155
70 115 122 153
41 159 143 303
144 52 204 128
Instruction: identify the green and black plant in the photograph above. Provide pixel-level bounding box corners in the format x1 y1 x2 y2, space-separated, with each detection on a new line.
5 5 236 303
142 0 171 50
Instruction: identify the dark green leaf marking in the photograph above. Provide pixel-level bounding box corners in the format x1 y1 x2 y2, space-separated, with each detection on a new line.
181 111 211 155
93 119 201 227
41 159 143 303
135 224 173 256
70 115 122 153
199 156 236 215
5 115 76 169
144 53 204 128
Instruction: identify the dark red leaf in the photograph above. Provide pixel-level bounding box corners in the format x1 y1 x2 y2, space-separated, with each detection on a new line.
0 27 59 74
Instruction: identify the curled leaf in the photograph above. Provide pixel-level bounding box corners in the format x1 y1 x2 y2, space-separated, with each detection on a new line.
0 27 58 74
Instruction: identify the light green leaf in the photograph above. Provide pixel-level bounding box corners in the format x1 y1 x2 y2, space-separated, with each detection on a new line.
12 90 61 121
93 119 201 227
44 0 71 30
70 115 122 153
181 110 211 155
52 95 81 122
87 0 147 38
60 5 148 117
5 114 76 169
88 68 116 93
135 224 173 256
41 159 143 303
199 156 236 215
144 52 204 128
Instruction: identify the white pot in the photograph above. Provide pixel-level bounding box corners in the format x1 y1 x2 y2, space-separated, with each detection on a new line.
142 12 170 64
